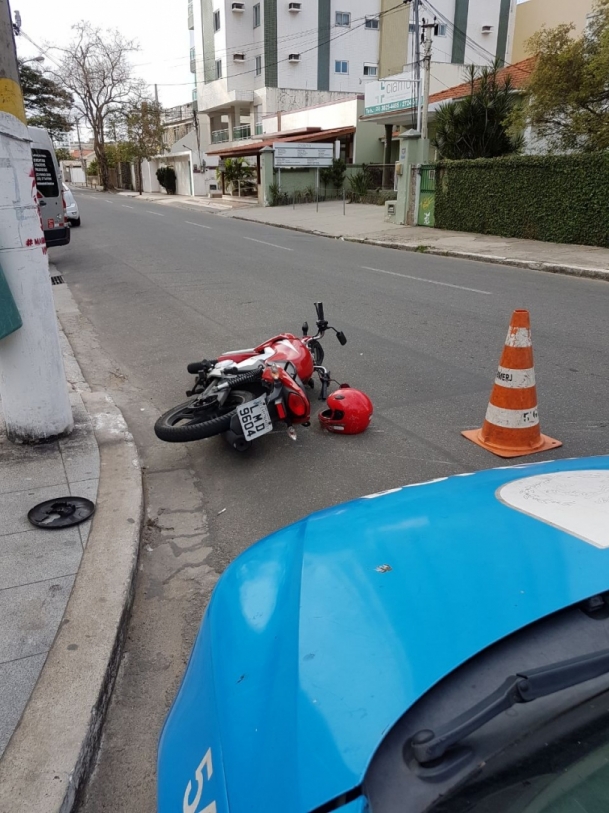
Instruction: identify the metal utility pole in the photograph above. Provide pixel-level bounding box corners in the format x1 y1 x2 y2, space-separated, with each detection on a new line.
154 84 159 104
0 0 73 441
420 21 433 140
75 116 86 186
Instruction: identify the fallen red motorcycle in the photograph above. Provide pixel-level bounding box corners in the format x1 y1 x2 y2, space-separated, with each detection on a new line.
154 302 347 451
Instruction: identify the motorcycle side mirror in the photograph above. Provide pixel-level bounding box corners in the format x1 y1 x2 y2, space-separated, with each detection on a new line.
302 321 309 336
336 331 347 346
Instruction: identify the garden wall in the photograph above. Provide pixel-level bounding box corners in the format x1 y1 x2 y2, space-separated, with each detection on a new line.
435 154 609 247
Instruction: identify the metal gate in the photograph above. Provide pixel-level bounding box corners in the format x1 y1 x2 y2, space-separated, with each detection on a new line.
418 165 436 227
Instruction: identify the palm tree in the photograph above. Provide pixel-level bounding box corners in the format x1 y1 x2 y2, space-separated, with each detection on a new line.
218 157 255 195
433 62 523 160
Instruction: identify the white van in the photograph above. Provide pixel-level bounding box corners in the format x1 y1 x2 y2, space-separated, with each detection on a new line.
28 126 70 248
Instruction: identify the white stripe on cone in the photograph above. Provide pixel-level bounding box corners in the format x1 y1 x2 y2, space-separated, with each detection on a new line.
485 404 540 428
495 366 536 389
505 327 532 348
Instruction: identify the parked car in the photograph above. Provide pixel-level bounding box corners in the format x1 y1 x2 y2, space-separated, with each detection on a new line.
28 126 70 248
158 456 609 813
62 182 80 227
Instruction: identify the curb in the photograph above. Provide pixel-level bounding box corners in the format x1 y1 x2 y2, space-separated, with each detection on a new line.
227 214 609 283
0 392 143 813
116 191 238 212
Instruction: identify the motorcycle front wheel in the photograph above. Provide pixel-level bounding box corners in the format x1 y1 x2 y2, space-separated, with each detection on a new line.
154 389 255 443
308 339 324 366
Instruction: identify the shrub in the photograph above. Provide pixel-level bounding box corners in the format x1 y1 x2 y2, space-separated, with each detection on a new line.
320 158 346 191
347 168 371 197
268 182 288 206
435 154 609 247
156 166 177 194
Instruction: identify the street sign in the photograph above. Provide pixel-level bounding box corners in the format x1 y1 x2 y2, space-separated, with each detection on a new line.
364 76 420 116
273 142 334 168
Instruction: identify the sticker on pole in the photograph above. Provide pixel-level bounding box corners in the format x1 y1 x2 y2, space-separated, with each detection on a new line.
236 395 273 440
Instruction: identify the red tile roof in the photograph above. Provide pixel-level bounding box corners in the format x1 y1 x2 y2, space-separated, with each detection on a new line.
207 126 356 157
429 56 537 106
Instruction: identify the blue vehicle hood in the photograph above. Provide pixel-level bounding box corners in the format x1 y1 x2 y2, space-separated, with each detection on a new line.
158 456 609 813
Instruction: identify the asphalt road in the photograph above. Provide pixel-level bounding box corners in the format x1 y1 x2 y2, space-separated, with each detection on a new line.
52 190 609 812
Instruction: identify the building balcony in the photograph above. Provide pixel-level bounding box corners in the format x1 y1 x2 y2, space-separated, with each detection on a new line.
190 47 196 74
211 129 230 144
211 124 253 144
233 124 251 140
255 122 263 135
163 103 195 124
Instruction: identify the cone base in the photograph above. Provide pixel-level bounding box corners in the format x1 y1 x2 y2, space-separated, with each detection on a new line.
461 428 563 459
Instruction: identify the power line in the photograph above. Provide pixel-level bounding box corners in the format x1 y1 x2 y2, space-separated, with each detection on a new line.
153 2 407 87
141 4 397 72
18 29 62 68
422 0 534 75
132 23 325 68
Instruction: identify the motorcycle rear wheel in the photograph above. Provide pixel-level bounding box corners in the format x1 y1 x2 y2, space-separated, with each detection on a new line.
154 389 255 443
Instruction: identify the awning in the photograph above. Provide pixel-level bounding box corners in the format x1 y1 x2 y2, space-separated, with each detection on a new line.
207 126 356 158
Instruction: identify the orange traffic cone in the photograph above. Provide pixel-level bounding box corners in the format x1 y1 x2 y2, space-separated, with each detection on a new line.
462 309 562 458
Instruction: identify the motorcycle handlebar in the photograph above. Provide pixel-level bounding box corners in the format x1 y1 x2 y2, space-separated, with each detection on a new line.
314 301 325 322
187 361 206 374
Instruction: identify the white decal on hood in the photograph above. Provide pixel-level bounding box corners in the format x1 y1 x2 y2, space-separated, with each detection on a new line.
497 470 609 549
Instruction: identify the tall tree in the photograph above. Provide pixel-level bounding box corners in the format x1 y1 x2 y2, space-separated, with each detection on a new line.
19 60 73 139
433 62 523 160
522 0 609 152
51 23 144 190
126 99 165 194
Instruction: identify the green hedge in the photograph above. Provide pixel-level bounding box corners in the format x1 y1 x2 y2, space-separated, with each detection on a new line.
435 154 609 247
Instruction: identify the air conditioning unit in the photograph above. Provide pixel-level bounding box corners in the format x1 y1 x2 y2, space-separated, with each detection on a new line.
233 52 246 61
288 2 302 11
288 53 301 62
481 24 494 34
232 2 245 10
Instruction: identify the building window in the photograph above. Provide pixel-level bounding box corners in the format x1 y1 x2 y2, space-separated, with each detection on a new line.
335 11 350 27
255 55 262 75
409 22 416 33
363 64 378 77
213 9 221 31
334 60 348 74
436 23 447 36
253 3 261 27
365 17 379 29
215 59 222 79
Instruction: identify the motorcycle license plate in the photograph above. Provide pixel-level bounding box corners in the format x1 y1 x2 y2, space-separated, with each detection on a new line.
236 396 273 440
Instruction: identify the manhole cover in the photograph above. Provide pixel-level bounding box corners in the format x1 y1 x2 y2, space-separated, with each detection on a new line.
28 497 95 529
51 275 64 285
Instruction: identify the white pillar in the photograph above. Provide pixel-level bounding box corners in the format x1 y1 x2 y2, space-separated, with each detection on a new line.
0 115 73 441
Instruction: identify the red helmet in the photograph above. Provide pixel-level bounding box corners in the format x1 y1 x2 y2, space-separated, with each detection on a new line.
318 386 373 435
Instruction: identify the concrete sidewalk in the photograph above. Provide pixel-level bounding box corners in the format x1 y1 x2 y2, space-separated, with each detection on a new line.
0 275 143 812
223 201 609 281
0 325 99 758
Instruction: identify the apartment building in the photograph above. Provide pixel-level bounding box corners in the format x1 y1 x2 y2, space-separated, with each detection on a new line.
512 0 595 62
162 103 196 150
189 0 383 147
379 0 517 79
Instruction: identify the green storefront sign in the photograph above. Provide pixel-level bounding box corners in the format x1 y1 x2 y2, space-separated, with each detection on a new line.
364 97 418 116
